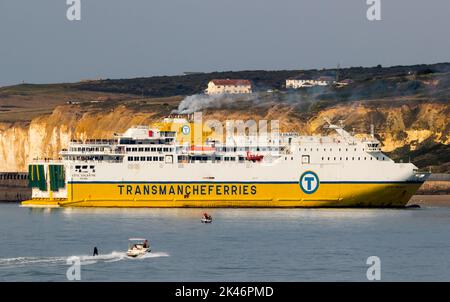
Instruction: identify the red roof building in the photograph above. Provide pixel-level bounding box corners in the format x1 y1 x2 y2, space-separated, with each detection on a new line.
206 79 252 95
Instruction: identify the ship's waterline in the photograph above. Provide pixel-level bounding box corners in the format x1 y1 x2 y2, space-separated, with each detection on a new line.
22 117 428 208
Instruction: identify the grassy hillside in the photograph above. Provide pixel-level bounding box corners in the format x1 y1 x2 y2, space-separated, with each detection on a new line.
72 63 450 98
0 84 138 123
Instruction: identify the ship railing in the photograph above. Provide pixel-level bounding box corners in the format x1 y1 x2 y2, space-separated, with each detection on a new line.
60 149 126 155
30 158 64 164
69 159 124 163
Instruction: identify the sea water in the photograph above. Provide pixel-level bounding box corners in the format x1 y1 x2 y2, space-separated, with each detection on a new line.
0 203 449 281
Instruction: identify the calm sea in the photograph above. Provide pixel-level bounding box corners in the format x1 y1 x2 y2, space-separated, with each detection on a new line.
0 203 449 281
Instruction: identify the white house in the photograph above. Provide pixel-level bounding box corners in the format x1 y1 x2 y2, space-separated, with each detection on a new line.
205 79 252 95
286 75 335 88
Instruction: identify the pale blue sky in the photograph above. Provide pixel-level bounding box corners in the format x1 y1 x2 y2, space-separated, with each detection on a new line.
0 0 449 86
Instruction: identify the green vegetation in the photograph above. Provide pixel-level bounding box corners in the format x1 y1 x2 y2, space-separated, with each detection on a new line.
73 63 450 98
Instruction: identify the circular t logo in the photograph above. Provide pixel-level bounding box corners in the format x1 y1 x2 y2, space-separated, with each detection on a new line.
299 171 319 194
181 125 190 135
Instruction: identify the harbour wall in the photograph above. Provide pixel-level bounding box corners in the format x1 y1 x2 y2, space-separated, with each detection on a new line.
0 172 31 202
416 174 450 195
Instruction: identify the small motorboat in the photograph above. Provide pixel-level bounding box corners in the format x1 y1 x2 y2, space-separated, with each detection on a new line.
126 238 151 257
201 213 212 223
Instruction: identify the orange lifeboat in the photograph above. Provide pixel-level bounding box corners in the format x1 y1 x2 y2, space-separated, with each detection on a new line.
189 145 215 152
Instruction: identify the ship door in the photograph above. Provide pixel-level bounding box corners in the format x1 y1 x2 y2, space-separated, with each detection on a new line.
302 155 310 164
165 155 173 164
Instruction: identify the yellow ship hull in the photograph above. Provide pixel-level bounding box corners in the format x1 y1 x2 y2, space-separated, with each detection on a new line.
22 182 423 208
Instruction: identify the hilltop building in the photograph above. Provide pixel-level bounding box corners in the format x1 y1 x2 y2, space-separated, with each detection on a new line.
286 75 335 89
205 79 252 95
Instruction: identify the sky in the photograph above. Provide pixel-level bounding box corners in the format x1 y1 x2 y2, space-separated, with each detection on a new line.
0 0 449 86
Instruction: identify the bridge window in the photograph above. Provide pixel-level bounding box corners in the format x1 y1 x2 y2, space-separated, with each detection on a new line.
147 156 152 161
145 147 150 152
153 156 158 161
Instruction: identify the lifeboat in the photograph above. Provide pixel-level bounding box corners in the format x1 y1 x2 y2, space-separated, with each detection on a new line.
189 145 216 154
245 151 264 162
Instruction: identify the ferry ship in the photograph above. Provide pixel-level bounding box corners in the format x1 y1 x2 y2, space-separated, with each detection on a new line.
22 117 428 208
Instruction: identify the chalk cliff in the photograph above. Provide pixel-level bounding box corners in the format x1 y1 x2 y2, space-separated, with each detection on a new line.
1 100 448 172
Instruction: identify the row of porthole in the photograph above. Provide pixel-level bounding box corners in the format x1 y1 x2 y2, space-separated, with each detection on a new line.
284 156 385 161
321 156 385 161
300 148 367 152
126 147 173 152
128 156 165 162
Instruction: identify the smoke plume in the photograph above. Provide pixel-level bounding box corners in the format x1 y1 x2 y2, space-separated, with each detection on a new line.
172 94 254 114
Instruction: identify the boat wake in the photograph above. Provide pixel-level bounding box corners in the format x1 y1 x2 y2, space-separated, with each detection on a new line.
0 251 169 268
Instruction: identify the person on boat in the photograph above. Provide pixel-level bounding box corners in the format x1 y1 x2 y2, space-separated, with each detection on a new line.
143 240 148 248
93 246 98 256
